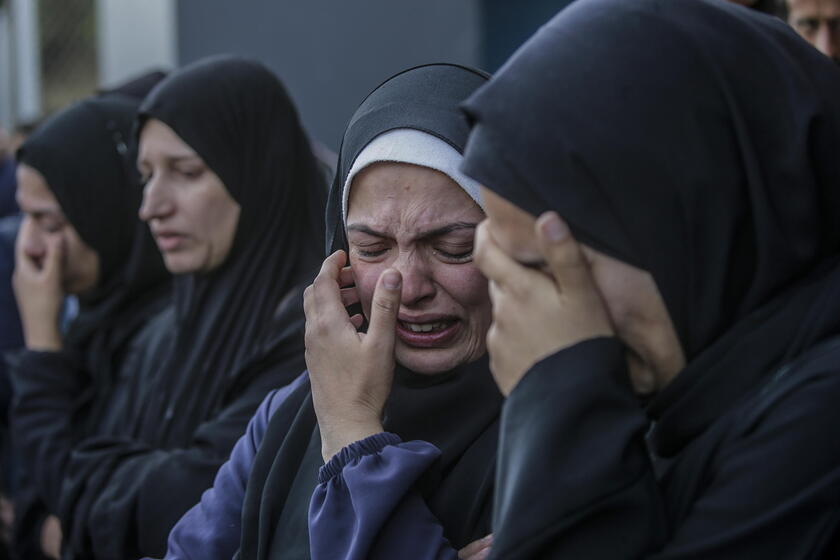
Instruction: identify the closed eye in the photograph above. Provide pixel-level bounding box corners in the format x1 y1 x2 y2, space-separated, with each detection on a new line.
434 247 473 263
356 247 388 258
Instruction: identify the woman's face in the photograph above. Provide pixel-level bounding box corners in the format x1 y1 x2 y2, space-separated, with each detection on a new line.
346 162 491 375
15 163 100 294
480 187 685 395
138 119 241 275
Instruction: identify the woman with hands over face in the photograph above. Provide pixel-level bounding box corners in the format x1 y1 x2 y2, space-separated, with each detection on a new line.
458 0 840 557
10 94 170 560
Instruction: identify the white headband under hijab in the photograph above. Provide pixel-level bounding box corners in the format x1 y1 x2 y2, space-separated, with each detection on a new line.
341 128 483 222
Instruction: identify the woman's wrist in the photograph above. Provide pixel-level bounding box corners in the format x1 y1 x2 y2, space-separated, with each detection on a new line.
24 322 63 351
319 418 385 462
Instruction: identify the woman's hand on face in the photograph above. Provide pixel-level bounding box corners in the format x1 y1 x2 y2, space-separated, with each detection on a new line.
13 218 64 351
304 250 403 462
474 212 614 396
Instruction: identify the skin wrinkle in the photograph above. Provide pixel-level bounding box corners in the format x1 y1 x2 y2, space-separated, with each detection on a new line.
346 161 490 375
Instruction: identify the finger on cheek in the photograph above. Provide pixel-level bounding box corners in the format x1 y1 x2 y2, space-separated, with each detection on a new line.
338 266 355 287
535 212 593 293
366 269 402 341
340 286 359 307
473 223 515 285
319 250 346 279
473 221 490 266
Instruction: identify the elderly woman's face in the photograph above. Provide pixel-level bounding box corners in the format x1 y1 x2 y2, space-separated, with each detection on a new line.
346 162 490 374
137 119 241 275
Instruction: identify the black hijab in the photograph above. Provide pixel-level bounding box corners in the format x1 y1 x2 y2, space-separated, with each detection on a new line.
16 95 169 352
135 55 327 446
461 0 840 456
239 63 503 559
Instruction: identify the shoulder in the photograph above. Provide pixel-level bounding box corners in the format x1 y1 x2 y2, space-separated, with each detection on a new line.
755 337 840 417
737 337 840 461
249 372 310 448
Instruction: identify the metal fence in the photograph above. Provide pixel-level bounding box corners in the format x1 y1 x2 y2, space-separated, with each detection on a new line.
0 0 98 130
39 0 98 116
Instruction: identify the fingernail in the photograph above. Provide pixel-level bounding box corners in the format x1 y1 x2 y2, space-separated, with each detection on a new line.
383 270 401 290
542 213 568 242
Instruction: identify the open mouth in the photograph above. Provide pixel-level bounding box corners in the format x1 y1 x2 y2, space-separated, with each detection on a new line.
396 319 460 348
399 320 453 333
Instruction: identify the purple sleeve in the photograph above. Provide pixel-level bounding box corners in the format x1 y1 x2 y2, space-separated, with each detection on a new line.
155 374 307 560
309 433 459 560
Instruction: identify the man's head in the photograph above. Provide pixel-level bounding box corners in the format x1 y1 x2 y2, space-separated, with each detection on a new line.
786 0 840 63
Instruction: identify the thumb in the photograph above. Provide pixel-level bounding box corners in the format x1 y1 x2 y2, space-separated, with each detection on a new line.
365 268 402 345
535 211 593 294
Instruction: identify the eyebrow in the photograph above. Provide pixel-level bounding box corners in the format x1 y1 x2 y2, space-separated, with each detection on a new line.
346 221 478 242
15 195 59 217
167 155 202 163
137 154 201 167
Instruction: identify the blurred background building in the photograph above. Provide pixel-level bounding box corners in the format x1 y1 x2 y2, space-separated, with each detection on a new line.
0 0 572 148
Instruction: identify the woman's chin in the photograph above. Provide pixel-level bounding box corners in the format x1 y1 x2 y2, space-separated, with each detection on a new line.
395 344 472 375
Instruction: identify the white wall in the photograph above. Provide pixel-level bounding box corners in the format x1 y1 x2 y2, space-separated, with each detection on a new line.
0 0 42 126
0 6 13 129
96 0 177 89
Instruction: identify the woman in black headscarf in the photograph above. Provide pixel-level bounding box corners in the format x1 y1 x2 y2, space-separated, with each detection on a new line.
10 94 170 559
30 55 327 560
458 0 840 557
152 63 502 560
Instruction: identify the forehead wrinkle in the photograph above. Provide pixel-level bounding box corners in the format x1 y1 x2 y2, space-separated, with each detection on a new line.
347 162 482 242
16 186 61 216
349 203 479 244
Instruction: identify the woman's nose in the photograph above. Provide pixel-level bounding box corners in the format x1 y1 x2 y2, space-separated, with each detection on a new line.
20 216 46 260
138 174 174 222
391 253 436 306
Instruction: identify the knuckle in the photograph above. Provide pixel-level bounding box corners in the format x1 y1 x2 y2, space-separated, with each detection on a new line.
373 295 397 314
